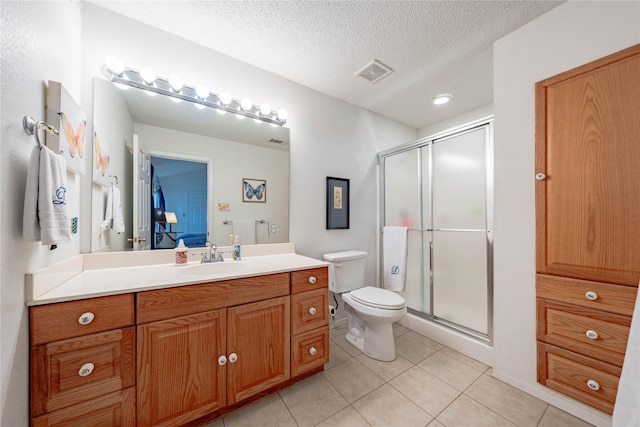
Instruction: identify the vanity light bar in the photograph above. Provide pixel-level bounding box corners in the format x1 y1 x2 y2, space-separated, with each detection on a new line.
101 63 288 126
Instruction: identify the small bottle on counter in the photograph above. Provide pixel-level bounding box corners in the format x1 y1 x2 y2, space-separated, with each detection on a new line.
175 239 188 265
233 235 241 261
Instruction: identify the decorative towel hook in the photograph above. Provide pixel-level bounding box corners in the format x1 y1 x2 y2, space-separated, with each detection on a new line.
109 174 119 184
23 116 59 149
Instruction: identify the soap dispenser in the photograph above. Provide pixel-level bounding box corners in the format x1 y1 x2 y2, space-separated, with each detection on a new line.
233 235 241 261
175 239 188 265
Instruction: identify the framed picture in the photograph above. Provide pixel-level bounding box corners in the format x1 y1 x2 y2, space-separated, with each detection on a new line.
243 178 266 203
92 129 111 186
326 176 349 229
46 80 87 175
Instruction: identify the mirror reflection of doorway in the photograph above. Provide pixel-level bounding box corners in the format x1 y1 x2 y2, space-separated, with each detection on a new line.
151 156 208 249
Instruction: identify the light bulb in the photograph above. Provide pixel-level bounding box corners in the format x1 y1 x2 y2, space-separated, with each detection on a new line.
432 94 453 105
139 67 156 85
260 103 272 116
195 85 209 100
168 74 183 92
277 108 288 121
218 92 232 106
105 56 124 76
240 98 252 111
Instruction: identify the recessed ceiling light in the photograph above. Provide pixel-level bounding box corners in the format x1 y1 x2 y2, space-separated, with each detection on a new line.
432 94 453 105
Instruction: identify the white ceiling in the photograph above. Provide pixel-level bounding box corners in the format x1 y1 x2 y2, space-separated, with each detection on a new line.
91 0 564 130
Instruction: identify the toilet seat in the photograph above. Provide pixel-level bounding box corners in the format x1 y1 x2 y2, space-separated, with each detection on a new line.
349 286 405 310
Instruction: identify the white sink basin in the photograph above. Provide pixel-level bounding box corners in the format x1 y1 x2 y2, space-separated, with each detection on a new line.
181 261 249 277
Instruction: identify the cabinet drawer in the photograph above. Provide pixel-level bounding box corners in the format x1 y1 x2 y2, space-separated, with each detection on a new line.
537 299 630 366
536 274 637 316
31 387 135 427
137 273 290 323
291 288 329 335
30 294 134 346
291 328 329 377
291 267 328 294
31 327 135 417
537 342 621 415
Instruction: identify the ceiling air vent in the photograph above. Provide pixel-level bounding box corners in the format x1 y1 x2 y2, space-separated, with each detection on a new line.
355 60 393 83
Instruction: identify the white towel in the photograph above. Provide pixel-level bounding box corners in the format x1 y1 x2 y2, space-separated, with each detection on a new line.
383 226 408 291
104 184 125 233
232 220 256 245
612 285 640 426
33 146 71 246
23 146 41 242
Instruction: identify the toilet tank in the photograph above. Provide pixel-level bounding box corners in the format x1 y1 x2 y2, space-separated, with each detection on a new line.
323 250 368 293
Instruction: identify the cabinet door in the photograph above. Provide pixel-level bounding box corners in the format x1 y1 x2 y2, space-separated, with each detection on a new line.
227 296 290 405
137 310 226 427
535 45 640 286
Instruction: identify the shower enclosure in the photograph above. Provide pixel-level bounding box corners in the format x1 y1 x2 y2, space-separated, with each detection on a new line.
379 119 493 342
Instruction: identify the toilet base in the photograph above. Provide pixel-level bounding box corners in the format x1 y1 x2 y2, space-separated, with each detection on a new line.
345 322 396 362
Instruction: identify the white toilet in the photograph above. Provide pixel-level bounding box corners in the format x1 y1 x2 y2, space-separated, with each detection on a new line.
324 250 406 361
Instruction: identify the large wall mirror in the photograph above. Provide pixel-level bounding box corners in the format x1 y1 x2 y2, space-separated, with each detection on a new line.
91 77 290 252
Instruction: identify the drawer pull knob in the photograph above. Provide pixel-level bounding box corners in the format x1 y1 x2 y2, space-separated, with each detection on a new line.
308 276 317 284
229 353 238 363
218 355 227 366
309 347 317 356
586 330 599 340
78 312 95 325
585 291 598 301
78 363 95 377
309 307 317 315
587 379 600 391
535 173 547 181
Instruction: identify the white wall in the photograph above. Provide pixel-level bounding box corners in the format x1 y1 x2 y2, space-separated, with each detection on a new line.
0 2 83 425
493 2 640 426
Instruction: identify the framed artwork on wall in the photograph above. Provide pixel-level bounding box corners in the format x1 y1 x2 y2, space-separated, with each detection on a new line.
243 178 266 203
46 80 87 175
326 176 349 229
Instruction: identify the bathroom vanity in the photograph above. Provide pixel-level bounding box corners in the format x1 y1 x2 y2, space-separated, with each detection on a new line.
26 244 329 426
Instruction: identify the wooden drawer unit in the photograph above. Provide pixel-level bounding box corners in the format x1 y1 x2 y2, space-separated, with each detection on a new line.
537 342 621 414
137 272 290 323
291 267 328 294
291 328 329 377
31 327 135 417
31 387 135 427
30 294 134 345
291 288 329 335
537 298 631 366
537 274 637 316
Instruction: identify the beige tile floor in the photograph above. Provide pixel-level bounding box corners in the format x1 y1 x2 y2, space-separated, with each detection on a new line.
202 323 594 427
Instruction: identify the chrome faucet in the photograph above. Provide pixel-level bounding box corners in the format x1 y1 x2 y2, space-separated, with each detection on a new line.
200 241 224 263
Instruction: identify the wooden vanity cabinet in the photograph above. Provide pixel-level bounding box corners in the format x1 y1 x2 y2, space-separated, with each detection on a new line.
136 273 291 427
290 268 330 376
29 294 135 426
535 44 640 414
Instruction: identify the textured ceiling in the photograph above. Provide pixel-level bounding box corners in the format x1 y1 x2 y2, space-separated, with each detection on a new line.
90 0 563 130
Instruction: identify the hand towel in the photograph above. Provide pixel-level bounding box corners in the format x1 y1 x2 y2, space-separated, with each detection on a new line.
232 220 256 245
107 184 125 233
37 146 71 246
383 226 408 291
612 285 640 426
23 146 41 242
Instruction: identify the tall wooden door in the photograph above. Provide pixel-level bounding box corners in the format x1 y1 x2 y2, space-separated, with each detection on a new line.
227 296 290 405
536 44 640 286
137 310 226 427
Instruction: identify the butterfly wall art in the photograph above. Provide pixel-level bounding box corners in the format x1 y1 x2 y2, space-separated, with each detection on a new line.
46 81 87 175
242 178 267 203
92 130 111 186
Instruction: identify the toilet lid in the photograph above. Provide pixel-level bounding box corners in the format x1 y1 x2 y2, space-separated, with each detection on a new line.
350 286 405 310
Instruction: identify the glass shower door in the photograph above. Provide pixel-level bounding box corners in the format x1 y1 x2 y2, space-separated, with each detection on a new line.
431 127 488 335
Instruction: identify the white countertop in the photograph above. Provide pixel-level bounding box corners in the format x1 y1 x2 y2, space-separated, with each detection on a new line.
26 244 328 306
